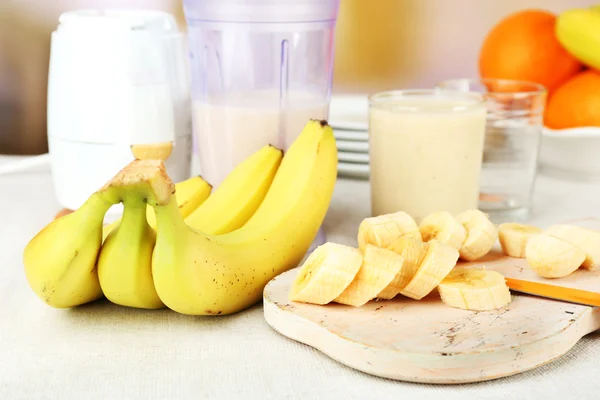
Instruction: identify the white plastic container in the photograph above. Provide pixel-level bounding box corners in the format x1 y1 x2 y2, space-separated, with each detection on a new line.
47 9 192 215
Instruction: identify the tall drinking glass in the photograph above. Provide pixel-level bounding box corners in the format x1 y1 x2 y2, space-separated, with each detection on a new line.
436 79 547 222
368 90 487 222
183 0 340 187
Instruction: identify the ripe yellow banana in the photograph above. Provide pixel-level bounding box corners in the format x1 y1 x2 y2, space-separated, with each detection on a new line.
357 211 421 251
289 242 363 305
455 210 498 261
525 234 586 278
438 268 512 311
556 8 600 70
419 210 467 250
23 190 114 308
102 175 212 239
121 120 337 315
498 223 542 258
184 145 283 234
544 224 600 270
334 245 403 307
378 236 428 299
97 194 163 309
400 239 459 300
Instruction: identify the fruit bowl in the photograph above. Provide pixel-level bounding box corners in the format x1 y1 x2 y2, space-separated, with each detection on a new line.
539 126 600 181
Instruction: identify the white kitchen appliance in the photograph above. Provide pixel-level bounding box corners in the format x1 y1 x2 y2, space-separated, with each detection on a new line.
47 9 192 216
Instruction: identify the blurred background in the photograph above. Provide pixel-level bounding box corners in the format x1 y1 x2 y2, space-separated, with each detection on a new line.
0 0 596 155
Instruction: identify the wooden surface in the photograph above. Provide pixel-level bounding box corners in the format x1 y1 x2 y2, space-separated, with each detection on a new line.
263 268 600 384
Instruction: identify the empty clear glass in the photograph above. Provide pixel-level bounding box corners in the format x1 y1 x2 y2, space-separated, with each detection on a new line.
436 78 547 222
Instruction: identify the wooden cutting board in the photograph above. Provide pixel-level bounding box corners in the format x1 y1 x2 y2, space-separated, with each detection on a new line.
264 217 600 383
263 268 600 384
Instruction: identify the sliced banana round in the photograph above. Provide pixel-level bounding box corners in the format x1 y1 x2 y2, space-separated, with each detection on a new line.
377 236 428 300
438 268 512 311
419 210 467 250
498 223 542 258
526 234 586 278
400 239 459 300
357 211 421 251
544 224 600 270
455 209 498 261
334 245 404 307
289 242 363 305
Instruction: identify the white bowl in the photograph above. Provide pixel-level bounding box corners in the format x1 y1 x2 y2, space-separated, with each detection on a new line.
540 126 600 181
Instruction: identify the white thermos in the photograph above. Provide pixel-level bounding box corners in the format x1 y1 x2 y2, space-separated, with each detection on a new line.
47 9 192 216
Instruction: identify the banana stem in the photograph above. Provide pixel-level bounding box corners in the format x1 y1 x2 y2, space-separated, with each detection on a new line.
120 194 152 233
153 197 188 239
80 191 117 226
99 160 175 206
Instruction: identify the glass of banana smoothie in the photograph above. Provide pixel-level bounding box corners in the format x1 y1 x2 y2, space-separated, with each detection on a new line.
368 89 487 222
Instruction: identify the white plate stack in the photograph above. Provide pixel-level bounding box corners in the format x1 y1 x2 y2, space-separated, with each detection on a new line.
328 94 370 180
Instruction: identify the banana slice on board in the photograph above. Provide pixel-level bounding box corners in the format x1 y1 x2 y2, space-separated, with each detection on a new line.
525 234 586 278
400 239 459 300
498 223 542 258
334 245 404 307
544 224 600 270
419 211 467 250
357 212 421 251
377 236 428 300
455 209 498 261
438 268 512 311
289 242 363 305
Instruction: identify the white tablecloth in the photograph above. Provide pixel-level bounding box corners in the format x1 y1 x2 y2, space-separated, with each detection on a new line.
1 155 599 400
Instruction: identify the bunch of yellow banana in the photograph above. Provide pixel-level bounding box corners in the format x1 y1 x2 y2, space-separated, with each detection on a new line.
289 208 513 312
23 119 337 314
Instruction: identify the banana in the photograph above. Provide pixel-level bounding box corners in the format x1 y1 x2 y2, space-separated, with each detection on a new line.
103 175 212 239
419 211 467 250
437 268 512 311
357 211 421 251
23 190 114 308
455 209 498 261
400 239 459 300
289 242 363 305
525 234 586 278
334 245 404 307
498 223 542 258
544 224 600 270
556 8 600 71
184 145 283 234
117 119 338 315
97 194 163 309
377 236 428 299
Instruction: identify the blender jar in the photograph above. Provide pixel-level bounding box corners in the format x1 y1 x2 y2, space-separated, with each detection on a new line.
183 0 340 187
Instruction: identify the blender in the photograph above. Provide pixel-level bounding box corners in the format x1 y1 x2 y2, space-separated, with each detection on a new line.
182 0 340 187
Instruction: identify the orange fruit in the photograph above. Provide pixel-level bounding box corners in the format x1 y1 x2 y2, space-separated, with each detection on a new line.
545 70 600 129
479 9 582 93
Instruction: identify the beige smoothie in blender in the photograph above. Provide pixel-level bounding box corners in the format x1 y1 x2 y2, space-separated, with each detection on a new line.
193 90 329 187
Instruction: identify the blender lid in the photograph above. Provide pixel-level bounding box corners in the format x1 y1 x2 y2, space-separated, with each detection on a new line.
183 0 340 23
